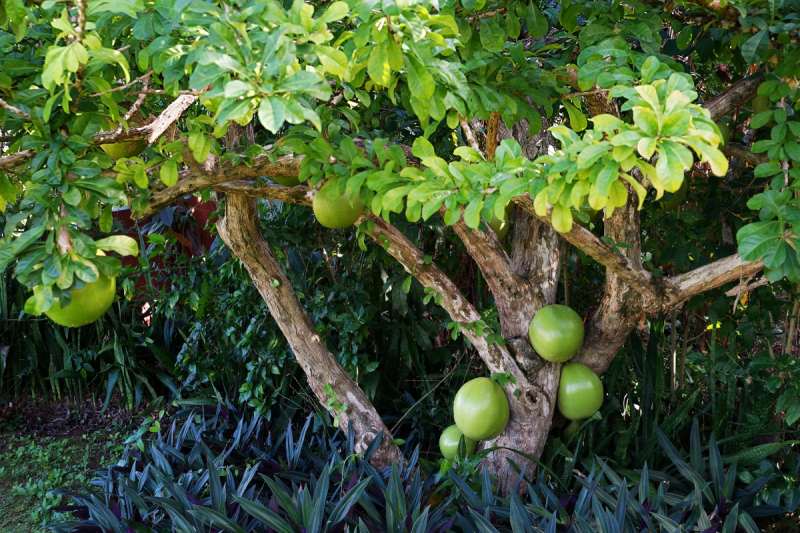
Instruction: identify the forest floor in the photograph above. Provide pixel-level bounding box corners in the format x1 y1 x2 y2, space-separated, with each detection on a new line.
0 395 132 532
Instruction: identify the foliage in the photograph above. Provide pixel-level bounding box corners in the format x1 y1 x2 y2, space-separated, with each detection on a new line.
45 405 796 533
0 431 125 532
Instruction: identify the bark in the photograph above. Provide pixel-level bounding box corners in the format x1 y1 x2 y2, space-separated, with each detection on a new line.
722 142 769 167
704 74 764 122
362 214 556 492
217 194 403 469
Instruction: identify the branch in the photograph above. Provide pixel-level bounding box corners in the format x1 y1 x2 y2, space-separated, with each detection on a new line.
134 153 302 218
213 181 312 205
218 194 403 469
485 112 500 161
669 253 766 307
361 214 529 383
459 115 483 154
446 207 538 338
722 142 769 166
89 71 153 97
0 97 31 121
0 94 201 172
704 74 763 121
514 194 666 307
680 0 741 21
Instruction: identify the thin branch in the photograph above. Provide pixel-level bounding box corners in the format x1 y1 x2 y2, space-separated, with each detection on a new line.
125 89 207 96
89 71 153 97
680 0 741 21
124 76 149 121
69 0 88 113
361 214 529 383
0 98 31 121
486 112 500 161
1 94 200 172
558 89 609 100
722 142 769 167
459 115 483 155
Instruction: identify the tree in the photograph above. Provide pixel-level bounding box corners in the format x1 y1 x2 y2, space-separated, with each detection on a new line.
0 0 792 490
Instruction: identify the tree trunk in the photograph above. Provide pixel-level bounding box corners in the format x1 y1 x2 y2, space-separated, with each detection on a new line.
217 194 403 470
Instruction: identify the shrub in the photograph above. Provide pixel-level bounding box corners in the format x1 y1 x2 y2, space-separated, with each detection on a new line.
46 405 793 533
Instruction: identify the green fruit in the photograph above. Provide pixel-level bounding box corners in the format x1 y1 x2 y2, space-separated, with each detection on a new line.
528 304 585 362
557 362 604 421
453 377 510 441
752 95 770 115
715 118 731 148
313 180 363 228
100 118 147 159
658 179 688 213
101 139 147 159
488 212 509 239
45 263 116 327
439 424 477 460
273 175 301 187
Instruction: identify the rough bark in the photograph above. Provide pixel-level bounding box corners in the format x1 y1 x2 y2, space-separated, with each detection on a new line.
362 214 555 491
217 194 403 470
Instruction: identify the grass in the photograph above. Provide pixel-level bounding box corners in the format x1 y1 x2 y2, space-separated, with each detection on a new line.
0 429 126 532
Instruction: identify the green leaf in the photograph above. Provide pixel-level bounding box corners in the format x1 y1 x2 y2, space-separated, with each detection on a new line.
563 102 587 132
95 236 139 256
160 160 178 187
315 46 349 78
551 204 572 232
25 284 54 316
741 30 770 65
480 18 506 53
368 41 391 87
405 54 435 103
189 131 211 163
526 2 548 39
258 97 286 134
559 3 581 33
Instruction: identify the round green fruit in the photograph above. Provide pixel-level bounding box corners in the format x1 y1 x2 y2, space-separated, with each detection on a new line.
752 95 770 115
100 118 147 159
658 179 688 213
557 362 604 421
273 175 301 187
715 118 731 148
439 424 477 460
313 180 363 228
101 139 147 159
453 377 510 441
45 266 116 327
488 212 509 239
528 304 585 362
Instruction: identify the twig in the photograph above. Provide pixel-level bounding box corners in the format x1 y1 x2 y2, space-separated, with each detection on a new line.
69 0 88 113
0 98 31 121
125 89 207 96
785 282 800 355
466 8 506 23
558 89 609 100
0 135 16 143
124 76 149 121
89 71 153 97
678 310 695 391
459 115 483 155
486 112 500 161
389 356 461 434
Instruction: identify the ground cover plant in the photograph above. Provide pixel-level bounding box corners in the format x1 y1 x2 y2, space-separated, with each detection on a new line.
2 0 800 521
